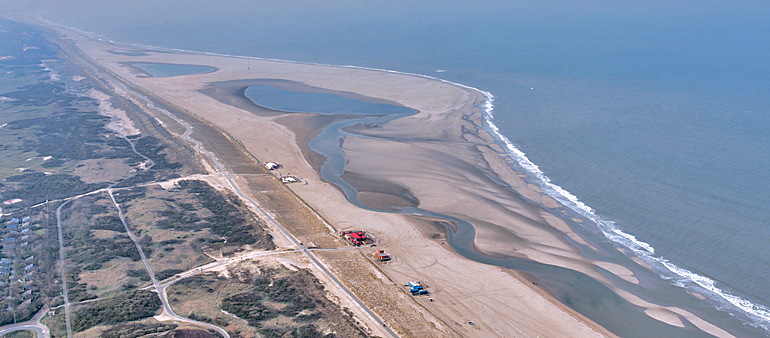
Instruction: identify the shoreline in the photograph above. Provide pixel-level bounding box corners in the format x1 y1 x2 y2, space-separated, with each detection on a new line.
34 19 751 337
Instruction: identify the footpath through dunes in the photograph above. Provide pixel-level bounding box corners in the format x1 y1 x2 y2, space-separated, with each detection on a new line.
45 25 637 337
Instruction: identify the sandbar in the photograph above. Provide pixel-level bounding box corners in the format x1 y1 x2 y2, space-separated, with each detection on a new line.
39 23 733 338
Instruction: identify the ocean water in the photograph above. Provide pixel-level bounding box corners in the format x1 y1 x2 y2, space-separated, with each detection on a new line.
242 86 727 337
15 1 770 335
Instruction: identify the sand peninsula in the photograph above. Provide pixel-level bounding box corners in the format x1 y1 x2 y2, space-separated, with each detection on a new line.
39 21 738 338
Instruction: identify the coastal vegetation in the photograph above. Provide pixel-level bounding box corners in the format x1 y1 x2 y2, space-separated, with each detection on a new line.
170 265 370 338
60 195 139 273
126 268 150 282
0 17 383 338
0 18 212 330
0 330 35 338
110 181 271 278
174 179 273 247
71 289 162 332
2 172 107 207
92 215 126 232
101 322 179 338
64 266 97 302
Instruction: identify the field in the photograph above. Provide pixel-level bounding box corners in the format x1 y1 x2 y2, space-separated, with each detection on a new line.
0 18 446 338
114 180 274 274
0 19 208 329
59 194 150 298
168 257 372 338
0 329 36 338
314 250 456 338
234 175 342 249
0 20 356 335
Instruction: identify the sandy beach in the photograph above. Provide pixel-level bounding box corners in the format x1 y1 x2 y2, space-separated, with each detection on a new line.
37 22 740 338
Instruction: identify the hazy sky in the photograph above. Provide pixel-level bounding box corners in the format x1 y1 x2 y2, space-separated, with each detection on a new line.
1 0 767 94
4 0 770 24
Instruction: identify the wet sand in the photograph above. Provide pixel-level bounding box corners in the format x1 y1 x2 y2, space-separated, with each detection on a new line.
45 24 739 338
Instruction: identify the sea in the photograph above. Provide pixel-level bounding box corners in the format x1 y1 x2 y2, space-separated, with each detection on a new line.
8 1 770 336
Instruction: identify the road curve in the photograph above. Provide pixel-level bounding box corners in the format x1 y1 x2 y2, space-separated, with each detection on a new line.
64 45 397 337
0 306 50 338
126 87 399 338
106 189 230 338
0 324 46 338
119 134 155 170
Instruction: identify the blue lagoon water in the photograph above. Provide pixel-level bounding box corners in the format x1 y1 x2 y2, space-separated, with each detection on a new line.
21 1 770 335
244 85 413 116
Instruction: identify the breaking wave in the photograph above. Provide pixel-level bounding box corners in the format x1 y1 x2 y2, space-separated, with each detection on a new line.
44 17 770 333
476 91 770 333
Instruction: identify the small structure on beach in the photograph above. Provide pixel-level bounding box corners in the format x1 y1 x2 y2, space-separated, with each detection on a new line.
374 250 390 261
264 162 281 170
342 230 374 246
280 175 300 184
408 281 429 295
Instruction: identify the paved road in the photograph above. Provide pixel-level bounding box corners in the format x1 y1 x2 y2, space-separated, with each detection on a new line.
0 306 50 338
55 200 74 338
157 249 301 288
128 89 399 338
43 173 224 338
151 244 364 292
107 189 230 338
56 43 397 337
26 174 220 211
118 134 155 170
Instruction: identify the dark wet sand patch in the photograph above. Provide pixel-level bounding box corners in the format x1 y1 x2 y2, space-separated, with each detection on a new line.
339 171 419 211
108 50 149 57
119 62 218 78
274 113 359 173
405 216 454 247
199 79 286 117
119 61 153 78
198 78 407 175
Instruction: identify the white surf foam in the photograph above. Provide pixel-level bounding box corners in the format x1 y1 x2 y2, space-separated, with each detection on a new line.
44 18 770 333
476 91 770 332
